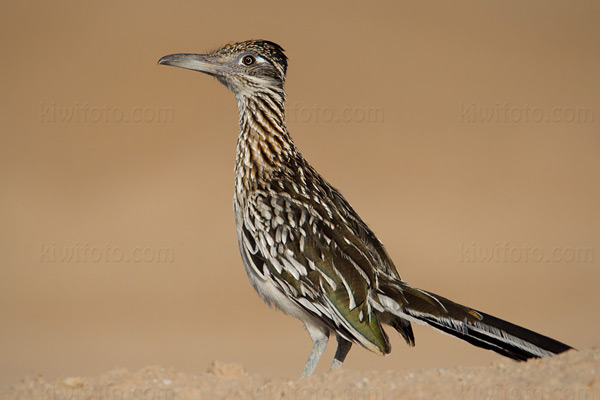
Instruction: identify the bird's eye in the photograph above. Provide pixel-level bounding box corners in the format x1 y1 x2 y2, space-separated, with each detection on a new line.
242 55 255 66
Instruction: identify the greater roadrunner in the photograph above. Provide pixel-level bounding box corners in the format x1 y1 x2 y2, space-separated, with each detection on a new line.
158 40 572 377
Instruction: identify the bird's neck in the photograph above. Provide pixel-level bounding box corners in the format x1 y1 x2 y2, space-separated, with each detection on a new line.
235 90 296 192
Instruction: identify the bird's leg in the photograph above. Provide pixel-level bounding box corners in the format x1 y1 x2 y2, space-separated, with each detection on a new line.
330 335 352 371
301 335 329 378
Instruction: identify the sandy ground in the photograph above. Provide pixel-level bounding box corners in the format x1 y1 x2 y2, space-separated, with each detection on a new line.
5 347 598 400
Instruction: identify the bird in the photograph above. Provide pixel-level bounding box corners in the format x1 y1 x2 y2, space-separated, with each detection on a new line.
158 40 572 377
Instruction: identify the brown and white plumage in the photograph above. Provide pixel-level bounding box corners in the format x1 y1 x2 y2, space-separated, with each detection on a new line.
158 40 572 377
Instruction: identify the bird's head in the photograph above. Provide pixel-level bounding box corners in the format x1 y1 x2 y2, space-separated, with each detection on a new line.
158 40 287 100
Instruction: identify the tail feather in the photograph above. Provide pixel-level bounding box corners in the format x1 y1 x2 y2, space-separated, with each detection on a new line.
378 280 573 361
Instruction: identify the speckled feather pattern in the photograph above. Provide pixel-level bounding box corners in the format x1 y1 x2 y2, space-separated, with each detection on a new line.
159 40 573 375
223 40 571 362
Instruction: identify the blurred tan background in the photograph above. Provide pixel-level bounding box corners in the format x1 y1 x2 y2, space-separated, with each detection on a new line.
1 0 599 384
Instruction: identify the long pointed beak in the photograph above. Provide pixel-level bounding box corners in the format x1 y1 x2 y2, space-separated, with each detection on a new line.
157 53 232 76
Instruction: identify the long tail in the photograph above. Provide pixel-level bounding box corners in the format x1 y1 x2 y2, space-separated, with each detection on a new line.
377 280 573 361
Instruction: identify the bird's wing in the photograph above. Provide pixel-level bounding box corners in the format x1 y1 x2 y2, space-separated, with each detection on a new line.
326 182 403 280
240 188 391 354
